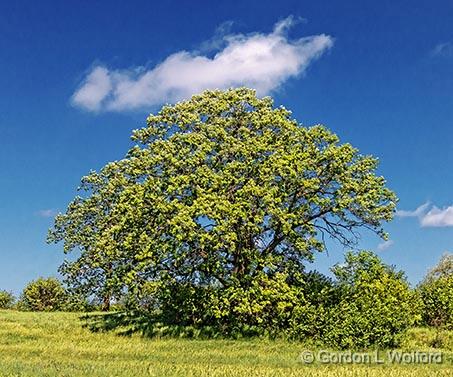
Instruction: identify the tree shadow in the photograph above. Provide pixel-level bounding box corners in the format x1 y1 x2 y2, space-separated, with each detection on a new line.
80 310 223 339
80 310 159 337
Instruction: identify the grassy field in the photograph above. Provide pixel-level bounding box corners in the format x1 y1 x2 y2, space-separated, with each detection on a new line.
0 310 451 377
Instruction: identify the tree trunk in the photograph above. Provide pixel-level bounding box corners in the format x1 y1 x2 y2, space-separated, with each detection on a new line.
102 294 110 311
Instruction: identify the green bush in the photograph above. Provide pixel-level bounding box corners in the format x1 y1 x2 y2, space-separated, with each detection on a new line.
418 276 453 329
152 281 218 328
128 273 317 339
417 253 453 329
0 290 15 309
320 251 420 349
211 272 309 338
123 252 419 348
406 326 453 349
19 277 66 311
60 292 94 312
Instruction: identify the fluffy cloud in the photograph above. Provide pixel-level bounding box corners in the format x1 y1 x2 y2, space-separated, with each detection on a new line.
377 239 394 251
421 206 453 227
395 202 430 218
396 202 453 227
71 67 112 112
71 17 333 112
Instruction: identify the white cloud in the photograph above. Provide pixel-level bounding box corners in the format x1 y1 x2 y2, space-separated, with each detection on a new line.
377 239 394 252
421 206 453 227
71 17 333 112
36 209 57 218
71 67 112 112
431 42 453 57
396 202 453 228
395 202 430 218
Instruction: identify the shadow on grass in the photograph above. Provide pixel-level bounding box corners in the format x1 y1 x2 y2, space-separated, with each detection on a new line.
80 311 223 339
80 311 158 337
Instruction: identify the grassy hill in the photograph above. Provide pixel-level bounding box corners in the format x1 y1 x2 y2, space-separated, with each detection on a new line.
0 310 451 376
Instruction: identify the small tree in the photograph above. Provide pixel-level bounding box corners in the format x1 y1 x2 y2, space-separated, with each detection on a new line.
418 253 453 329
322 251 419 348
0 290 15 309
20 277 66 312
424 252 453 283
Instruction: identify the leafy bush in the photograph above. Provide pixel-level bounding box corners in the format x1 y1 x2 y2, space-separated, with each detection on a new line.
0 290 15 309
211 272 309 338
19 277 66 311
150 280 219 328
320 251 420 349
123 273 320 339
418 276 453 329
60 292 95 312
113 252 419 348
417 253 452 329
405 326 453 350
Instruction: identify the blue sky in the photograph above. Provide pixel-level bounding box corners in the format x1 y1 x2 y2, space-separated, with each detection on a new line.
1 0 453 293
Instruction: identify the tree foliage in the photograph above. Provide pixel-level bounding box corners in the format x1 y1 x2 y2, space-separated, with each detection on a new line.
418 253 453 329
0 290 15 309
423 252 453 283
48 88 397 339
19 277 66 312
321 251 419 348
49 88 395 299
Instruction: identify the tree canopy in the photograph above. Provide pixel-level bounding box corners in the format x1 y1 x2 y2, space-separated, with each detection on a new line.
48 88 396 308
423 252 453 284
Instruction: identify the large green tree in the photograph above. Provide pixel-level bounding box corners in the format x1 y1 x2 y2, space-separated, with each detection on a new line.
48 88 396 310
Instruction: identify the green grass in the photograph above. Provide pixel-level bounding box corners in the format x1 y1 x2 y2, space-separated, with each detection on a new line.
0 310 451 376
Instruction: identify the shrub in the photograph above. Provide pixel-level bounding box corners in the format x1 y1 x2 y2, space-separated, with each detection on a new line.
60 292 94 312
0 290 15 309
406 326 453 349
211 272 308 338
19 277 66 311
417 253 453 329
115 252 419 348
151 281 218 328
320 251 420 349
125 273 318 339
85 252 422 348
418 276 453 329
